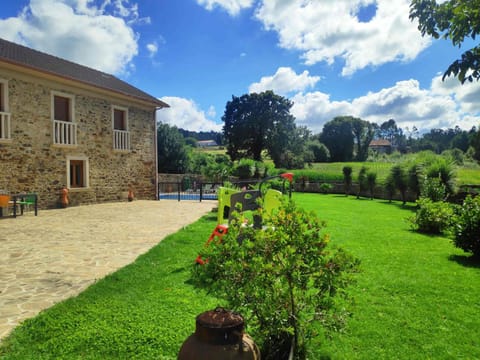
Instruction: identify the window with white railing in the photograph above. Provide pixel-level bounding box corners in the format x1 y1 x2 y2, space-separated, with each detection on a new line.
52 91 76 146
112 105 130 151
0 79 11 141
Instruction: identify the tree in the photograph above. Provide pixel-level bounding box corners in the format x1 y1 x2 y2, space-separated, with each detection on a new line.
377 119 408 152
407 162 422 200
410 0 480 83
471 126 480 161
269 123 307 169
390 165 409 205
306 140 330 162
157 123 189 173
357 166 368 199
343 166 353 196
222 91 299 167
351 118 375 161
320 117 354 162
367 171 377 199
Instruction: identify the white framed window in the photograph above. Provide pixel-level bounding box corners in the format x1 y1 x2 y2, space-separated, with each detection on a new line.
112 105 130 151
52 91 76 146
0 79 11 141
66 155 89 189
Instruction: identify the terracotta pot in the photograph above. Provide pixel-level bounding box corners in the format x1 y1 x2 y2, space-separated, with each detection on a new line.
178 308 260 360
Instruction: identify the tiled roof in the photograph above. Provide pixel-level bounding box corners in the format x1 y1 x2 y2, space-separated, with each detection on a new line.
369 139 392 147
0 37 168 108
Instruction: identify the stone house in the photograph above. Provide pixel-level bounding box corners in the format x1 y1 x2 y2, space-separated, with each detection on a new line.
369 139 392 154
0 38 169 209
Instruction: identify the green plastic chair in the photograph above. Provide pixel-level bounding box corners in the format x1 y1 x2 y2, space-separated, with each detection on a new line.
17 193 36 213
262 188 282 220
216 187 240 225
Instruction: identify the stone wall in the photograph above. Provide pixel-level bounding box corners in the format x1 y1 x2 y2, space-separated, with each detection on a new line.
0 67 157 209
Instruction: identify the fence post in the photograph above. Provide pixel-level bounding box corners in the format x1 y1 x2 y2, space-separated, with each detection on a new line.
178 182 181 201
199 182 203 202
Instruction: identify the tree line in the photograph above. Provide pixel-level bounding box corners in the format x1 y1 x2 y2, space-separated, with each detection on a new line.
157 90 480 174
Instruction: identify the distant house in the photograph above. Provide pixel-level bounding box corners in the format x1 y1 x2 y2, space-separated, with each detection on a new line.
369 139 392 154
197 140 218 148
0 37 169 208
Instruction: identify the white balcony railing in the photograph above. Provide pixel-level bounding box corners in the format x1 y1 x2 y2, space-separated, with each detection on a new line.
53 120 77 145
113 129 130 151
0 112 11 140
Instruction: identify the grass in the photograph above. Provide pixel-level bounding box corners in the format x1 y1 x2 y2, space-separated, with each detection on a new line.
295 193 480 359
457 166 480 186
1 196 480 359
307 161 480 186
306 162 393 183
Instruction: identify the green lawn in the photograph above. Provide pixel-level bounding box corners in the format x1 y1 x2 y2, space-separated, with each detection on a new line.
295 193 480 359
307 162 393 183
1 196 479 359
308 161 480 186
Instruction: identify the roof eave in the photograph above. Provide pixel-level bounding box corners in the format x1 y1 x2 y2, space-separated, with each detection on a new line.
0 57 170 109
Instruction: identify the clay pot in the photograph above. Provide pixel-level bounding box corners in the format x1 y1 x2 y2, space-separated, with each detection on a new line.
178 308 260 360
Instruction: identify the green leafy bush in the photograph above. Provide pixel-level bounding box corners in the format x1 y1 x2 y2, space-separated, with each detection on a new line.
420 176 446 202
410 197 454 234
425 157 456 196
234 158 256 179
307 141 330 162
320 183 333 193
193 200 359 359
452 195 480 257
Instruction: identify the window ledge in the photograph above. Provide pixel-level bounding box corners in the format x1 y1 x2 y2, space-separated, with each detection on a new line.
67 187 90 192
52 143 78 149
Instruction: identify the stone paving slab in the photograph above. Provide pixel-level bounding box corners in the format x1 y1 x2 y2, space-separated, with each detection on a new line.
0 200 214 341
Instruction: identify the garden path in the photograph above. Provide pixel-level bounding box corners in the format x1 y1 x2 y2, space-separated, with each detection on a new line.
0 200 214 341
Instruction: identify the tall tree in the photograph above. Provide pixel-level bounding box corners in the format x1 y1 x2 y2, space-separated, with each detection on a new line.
157 123 189 173
320 116 355 162
351 117 375 161
410 0 480 83
222 91 299 167
470 126 480 161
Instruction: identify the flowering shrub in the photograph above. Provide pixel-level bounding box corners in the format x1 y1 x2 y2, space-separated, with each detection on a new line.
193 199 359 359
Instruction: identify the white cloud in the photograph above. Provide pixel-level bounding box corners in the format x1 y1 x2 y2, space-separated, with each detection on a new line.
254 0 431 76
431 74 480 114
196 0 255 16
146 42 158 58
156 97 222 132
0 0 142 74
249 67 320 95
289 79 480 134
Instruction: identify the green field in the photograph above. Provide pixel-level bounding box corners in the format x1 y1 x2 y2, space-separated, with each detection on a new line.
1 195 479 359
306 161 480 186
192 146 480 186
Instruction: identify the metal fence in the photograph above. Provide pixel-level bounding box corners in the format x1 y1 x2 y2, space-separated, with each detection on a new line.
157 177 292 202
158 181 220 201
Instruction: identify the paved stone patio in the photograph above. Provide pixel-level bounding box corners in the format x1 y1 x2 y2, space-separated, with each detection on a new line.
0 200 214 341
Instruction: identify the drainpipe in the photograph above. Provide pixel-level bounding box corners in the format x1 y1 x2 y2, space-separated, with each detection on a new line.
154 108 159 200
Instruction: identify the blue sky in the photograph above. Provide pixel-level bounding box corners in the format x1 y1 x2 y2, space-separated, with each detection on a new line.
1 0 479 134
